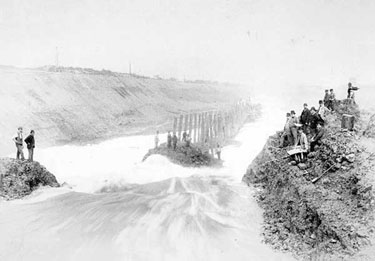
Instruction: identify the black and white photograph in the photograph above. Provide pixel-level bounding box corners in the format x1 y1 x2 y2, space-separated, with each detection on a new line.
0 0 375 260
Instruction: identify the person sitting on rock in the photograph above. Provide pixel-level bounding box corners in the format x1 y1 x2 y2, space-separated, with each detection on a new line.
167 131 172 148
172 132 178 151
294 127 308 162
310 122 325 152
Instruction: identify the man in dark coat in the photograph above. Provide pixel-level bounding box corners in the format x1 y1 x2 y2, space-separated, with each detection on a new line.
347 82 359 102
328 89 336 111
300 103 311 132
308 107 323 135
310 123 325 151
167 131 172 148
24 130 35 161
323 90 330 107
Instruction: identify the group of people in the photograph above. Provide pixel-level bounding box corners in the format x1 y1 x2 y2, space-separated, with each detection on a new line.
280 102 326 152
155 130 222 160
323 89 336 111
154 130 179 151
280 83 358 162
12 127 36 161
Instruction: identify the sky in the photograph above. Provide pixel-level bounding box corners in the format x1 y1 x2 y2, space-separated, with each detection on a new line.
1 0 375 86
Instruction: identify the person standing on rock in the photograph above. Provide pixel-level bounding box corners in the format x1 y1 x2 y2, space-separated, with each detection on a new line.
317 100 329 122
172 132 178 151
154 130 160 149
328 89 336 111
300 103 311 133
215 143 222 160
167 131 172 149
308 107 322 135
24 130 35 161
12 127 25 160
182 131 187 142
323 89 330 108
279 112 292 148
289 110 299 145
185 134 192 147
347 82 359 103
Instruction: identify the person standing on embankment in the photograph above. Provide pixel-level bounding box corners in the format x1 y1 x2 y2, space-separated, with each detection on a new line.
300 103 311 133
154 130 160 148
279 112 292 148
167 131 172 148
24 130 35 161
12 127 25 160
289 110 299 145
172 132 178 150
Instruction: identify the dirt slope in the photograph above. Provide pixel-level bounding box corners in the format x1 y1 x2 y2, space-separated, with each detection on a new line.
0 66 250 156
243 102 375 260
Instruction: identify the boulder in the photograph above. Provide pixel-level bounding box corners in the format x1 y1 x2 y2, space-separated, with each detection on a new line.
0 158 59 200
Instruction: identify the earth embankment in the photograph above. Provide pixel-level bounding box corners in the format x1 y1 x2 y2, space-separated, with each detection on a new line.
243 101 375 260
0 66 250 155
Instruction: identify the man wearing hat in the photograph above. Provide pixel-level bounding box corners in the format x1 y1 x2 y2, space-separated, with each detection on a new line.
310 122 325 151
328 89 336 111
289 110 299 145
323 89 330 107
309 107 322 135
300 103 311 133
279 112 293 147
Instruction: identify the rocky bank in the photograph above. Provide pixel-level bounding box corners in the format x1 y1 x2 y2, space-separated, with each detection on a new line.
142 142 221 167
0 158 59 200
243 101 375 260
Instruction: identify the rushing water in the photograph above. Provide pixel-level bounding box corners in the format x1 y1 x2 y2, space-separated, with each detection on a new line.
0 96 296 261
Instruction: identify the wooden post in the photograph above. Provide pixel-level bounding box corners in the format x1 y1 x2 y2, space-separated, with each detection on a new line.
202 113 207 142
184 114 189 134
188 113 193 136
217 112 222 142
208 112 214 155
213 113 218 139
173 117 177 135
178 115 183 140
222 111 226 140
198 113 203 142
193 113 197 143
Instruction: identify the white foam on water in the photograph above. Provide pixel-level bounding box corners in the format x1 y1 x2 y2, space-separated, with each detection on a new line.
0 96 294 261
